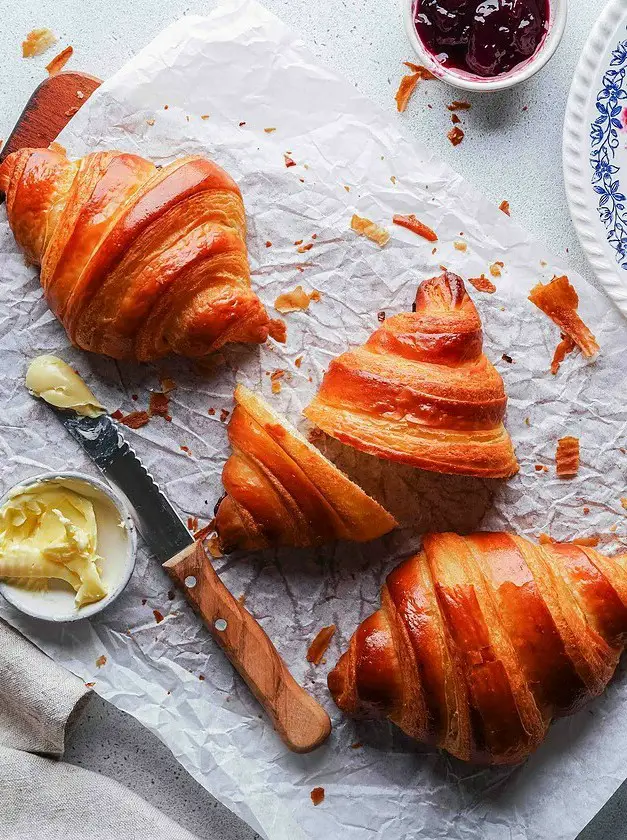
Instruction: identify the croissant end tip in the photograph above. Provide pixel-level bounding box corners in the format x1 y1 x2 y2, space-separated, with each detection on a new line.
414 271 468 313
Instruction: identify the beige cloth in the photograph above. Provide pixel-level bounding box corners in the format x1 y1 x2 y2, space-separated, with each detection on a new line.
0 619 201 840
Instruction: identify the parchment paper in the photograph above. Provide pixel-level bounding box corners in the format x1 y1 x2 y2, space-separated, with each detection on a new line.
1 2 627 838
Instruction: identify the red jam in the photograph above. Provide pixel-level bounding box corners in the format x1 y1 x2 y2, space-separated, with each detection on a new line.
414 0 550 78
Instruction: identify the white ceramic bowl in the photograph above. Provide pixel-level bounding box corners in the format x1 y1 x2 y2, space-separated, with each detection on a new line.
0 471 136 622
402 0 568 92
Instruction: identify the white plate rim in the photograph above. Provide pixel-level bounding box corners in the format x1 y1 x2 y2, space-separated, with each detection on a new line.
563 0 627 318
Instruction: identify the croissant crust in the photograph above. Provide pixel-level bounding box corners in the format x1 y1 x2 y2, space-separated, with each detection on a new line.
0 148 269 360
214 385 397 552
329 532 627 764
305 272 518 478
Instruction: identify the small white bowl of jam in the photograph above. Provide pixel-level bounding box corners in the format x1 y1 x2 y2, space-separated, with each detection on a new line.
403 0 568 92
0 472 136 622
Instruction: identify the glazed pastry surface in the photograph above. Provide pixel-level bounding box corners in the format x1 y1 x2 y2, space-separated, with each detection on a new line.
0 148 269 360
305 272 518 478
329 532 627 764
215 385 397 552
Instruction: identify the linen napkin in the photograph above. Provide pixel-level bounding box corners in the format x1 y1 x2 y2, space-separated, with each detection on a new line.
0 618 202 840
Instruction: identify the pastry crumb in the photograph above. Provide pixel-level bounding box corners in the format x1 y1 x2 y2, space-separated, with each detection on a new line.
395 72 420 113
310 787 325 806
393 214 438 242
468 274 496 294
118 410 150 429
351 214 390 247
448 126 465 146
448 100 471 111
550 334 576 375
95 655 107 668
46 44 73 75
274 286 321 313
490 261 504 277
22 28 57 57
529 276 599 358
556 436 580 477
306 625 336 665
499 200 511 216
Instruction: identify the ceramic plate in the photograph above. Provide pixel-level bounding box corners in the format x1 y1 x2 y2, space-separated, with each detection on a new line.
564 0 627 317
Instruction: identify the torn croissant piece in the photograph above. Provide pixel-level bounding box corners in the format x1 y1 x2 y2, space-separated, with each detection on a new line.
304 272 518 478
328 531 627 765
0 148 269 360
214 385 397 552
529 276 599 359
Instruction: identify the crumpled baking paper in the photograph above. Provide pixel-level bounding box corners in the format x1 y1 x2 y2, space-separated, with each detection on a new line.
1 1 627 838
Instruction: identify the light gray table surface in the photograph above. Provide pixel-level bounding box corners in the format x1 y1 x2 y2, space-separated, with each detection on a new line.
0 0 624 838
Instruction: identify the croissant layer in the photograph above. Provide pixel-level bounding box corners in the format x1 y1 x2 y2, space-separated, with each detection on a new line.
214 385 397 552
304 272 518 478
0 148 269 360
328 532 627 764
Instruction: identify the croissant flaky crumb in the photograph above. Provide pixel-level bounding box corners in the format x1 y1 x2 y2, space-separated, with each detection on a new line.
468 274 496 294
274 286 321 313
392 214 438 242
116 410 150 429
350 214 390 247
395 72 420 113
529 276 599 358
306 625 336 665
448 126 465 146
46 45 73 75
556 436 580 477
310 787 325 806
22 28 57 57
490 261 504 277
550 334 576 375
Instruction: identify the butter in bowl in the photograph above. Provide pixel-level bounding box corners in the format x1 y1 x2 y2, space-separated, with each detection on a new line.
0 356 136 622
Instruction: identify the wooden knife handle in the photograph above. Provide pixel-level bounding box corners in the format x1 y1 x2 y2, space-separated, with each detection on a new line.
163 541 331 753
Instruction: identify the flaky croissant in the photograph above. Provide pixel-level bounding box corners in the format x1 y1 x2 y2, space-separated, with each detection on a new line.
0 148 269 360
214 385 397 552
329 532 627 765
304 272 518 478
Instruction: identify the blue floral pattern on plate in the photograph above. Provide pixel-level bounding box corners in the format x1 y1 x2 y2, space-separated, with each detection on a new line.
590 39 627 268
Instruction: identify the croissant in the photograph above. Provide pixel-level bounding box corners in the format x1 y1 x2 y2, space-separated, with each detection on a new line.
304 272 518 478
328 532 627 765
0 148 269 360
214 385 397 552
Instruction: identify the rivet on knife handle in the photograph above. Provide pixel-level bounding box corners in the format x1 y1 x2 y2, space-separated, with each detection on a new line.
163 540 332 753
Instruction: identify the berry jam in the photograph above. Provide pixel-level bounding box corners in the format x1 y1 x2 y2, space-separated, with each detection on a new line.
414 0 550 78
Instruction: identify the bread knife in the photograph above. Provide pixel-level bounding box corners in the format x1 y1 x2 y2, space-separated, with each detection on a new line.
36 403 331 753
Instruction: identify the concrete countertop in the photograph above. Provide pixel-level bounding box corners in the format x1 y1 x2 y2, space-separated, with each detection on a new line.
0 0 623 838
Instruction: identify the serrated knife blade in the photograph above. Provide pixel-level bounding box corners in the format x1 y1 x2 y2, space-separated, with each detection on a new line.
45 406 194 562
33 398 331 752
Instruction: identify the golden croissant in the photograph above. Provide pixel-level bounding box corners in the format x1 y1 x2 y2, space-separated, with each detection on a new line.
329 532 627 765
304 272 518 478
0 148 269 360
214 385 397 552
